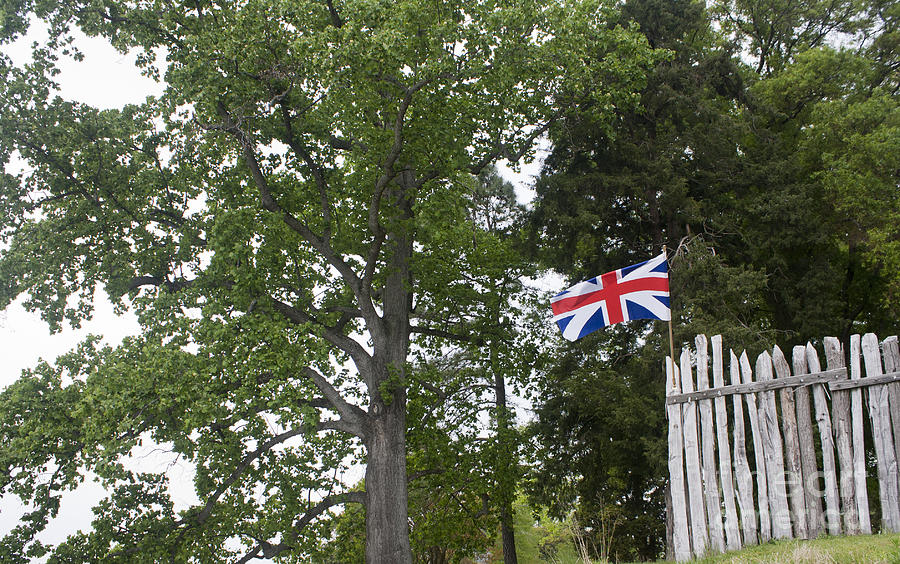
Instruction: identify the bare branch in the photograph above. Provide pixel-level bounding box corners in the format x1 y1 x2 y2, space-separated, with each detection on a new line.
469 111 561 176
325 0 343 28
185 427 305 527
268 297 374 380
304 366 368 438
409 324 472 343
235 491 366 563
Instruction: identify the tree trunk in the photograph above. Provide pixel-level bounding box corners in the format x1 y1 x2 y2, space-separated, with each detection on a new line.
365 396 412 564
493 343 518 564
363 176 415 563
500 505 518 564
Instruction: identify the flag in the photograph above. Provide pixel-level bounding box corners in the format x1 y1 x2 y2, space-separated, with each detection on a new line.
550 252 670 341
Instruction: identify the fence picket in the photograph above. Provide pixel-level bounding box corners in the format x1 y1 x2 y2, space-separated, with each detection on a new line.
862 334 900 532
713 336 741 550
740 351 771 542
806 343 842 536
666 357 692 561
696 335 726 553
772 345 807 539
882 337 900 480
792 345 823 538
681 348 709 557
730 350 757 546
824 337 859 534
756 351 792 538
848 335 872 534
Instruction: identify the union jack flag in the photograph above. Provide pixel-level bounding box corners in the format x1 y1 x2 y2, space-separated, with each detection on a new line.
551 252 670 341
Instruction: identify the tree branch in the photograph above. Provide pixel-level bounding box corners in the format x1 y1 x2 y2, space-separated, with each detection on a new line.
363 81 425 291
210 103 349 260
184 427 305 528
324 0 343 28
126 275 193 293
210 102 375 332
409 324 472 343
469 111 561 176
235 491 366 563
278 103 334 240
304 367 368 438
268 297 373 380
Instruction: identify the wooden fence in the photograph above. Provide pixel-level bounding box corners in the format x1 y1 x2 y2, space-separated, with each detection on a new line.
666 333 900 561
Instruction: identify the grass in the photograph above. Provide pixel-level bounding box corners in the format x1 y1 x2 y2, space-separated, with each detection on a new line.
681 533 900 564
479 498 900 563
494 531 900 563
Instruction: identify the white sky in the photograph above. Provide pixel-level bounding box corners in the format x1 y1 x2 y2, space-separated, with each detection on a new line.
0 19 551 560
0 22 185 553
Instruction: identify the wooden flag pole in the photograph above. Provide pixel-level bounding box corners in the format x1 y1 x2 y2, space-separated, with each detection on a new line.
664 245 676 388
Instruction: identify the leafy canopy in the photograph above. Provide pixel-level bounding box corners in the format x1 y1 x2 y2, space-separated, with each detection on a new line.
0 0 657 561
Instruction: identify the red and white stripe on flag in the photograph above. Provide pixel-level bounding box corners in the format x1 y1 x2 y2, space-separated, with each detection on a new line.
550 252 670 341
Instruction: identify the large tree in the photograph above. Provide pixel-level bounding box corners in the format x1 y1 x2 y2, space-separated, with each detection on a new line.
0 0 655 561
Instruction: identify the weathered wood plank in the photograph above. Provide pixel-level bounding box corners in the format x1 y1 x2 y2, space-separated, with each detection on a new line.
848 335 872 534
793 345 823 538
828 371 900 390
740 351 771 542
731 350 757 545
665 369 847 404
807 343 842 536
667 356 692 561
682 348 709 557
772 345 807 539
882 337 900 482
862 334 900 532
696 336 726 553
757 351 792 538
824 337 859 535
712 336 741 551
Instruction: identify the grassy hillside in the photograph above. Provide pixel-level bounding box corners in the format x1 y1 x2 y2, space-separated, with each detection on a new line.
690 533 900 564
487 523 900 563
476 497 900 563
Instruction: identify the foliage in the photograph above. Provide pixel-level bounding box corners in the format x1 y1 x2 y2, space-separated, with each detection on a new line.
486 496 583 564
525 0 899 559
525 327 669 562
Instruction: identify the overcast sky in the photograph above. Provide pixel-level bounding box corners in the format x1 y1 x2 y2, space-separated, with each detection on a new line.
0 21 186 550
1 21 162 389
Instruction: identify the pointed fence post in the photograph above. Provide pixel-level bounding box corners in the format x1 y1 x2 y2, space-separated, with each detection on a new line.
772 345 807 539
681 348 709 557
740 351 771 542
882 337 900 481
848 335 872 534
667 357 692 561
730 351 757 545
806 343 841 536
824 337 859 534
712 336 741 551
756 351 792 538
862 333 900 532
696 335 725 553
792 345 823 538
